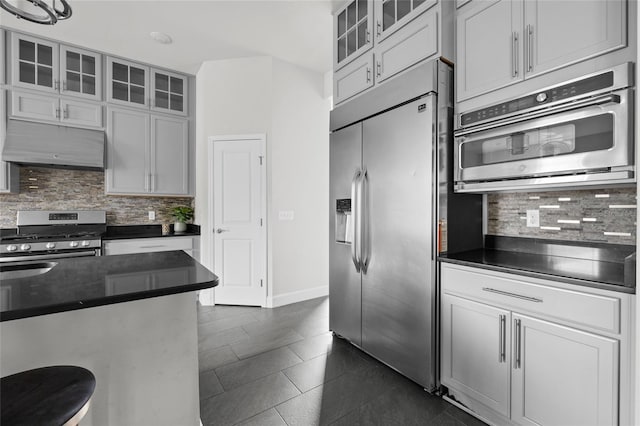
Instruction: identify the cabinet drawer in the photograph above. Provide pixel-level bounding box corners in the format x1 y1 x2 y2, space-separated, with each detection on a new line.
441 264 621 334
104 237 194 256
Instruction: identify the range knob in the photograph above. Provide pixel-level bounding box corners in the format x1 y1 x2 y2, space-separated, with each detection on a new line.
81 241 91 247
20 244 31 251
6 244 18 252
46 242 56 250
69 241 79 248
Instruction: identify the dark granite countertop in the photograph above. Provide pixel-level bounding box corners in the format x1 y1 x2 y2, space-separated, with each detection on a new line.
439 236 635 294
103 224 201 240
0 251 218 321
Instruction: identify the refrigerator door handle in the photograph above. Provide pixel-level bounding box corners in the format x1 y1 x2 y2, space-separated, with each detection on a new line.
359 169 370 273
351 170 362 272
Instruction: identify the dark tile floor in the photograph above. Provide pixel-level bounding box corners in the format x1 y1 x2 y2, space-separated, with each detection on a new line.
197 296 486 426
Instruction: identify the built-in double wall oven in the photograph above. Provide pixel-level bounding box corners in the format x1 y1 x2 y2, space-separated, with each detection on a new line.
454 63 635 192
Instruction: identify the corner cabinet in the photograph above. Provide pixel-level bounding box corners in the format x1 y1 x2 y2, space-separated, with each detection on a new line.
332 0 446 105
106 107 189 196
456 0 626 101
440 263 631 426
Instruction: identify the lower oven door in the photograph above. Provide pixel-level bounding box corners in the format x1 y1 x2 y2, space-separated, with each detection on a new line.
454 89 634 192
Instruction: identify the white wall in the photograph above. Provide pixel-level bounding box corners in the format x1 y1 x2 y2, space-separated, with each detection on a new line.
195 56 330 306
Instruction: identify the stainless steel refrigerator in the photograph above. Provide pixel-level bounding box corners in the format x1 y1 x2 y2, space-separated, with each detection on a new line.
329 59 481 391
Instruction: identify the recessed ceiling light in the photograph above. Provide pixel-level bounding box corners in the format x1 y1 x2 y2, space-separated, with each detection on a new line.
150 32 173 44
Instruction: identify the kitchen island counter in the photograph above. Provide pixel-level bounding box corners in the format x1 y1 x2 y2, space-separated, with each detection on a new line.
1 251 216 426
0 250 217 321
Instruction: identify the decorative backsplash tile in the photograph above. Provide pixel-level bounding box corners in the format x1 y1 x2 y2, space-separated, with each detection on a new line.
0 167 194 228
487 188 637 245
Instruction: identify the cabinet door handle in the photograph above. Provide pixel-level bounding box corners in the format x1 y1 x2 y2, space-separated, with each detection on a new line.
376 61 381 78
498 314 506 363
54 80 60 91
366 67 371 83
482 287 543 303
62 80 67 91
366 29 370 43
63 108 69 119
514 318 522 369
512 32 518 77
527 25 534 72
55 108 61 119
376 20 382 37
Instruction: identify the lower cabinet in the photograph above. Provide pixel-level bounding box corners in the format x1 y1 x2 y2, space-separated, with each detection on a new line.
440 263 627 426
103 236 198 259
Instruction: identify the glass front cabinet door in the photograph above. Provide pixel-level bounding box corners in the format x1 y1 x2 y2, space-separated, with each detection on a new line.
374 0 437 42
334 0 374 70
151 69 187 115
11 34 58 94
107 57 149 108
60 45 102 101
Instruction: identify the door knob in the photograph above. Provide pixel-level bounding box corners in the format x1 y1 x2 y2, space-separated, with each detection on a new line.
216 228 229 234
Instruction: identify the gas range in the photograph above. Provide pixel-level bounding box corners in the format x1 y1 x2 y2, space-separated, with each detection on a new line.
0 211 106 262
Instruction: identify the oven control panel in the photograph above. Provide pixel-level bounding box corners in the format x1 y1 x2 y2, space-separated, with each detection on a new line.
460 70 615 128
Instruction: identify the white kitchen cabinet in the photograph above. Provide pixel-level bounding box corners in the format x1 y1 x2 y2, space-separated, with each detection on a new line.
151 69 187 115
440 263 629 426
375 7 437 82
106 106 190 196
10 90 102 128
456 0 627 102
150 115 189 195
511 314 618 426
373 0 436 42
334 0 374 70
0 88 19 194
441 294 511 417
334 53 375 104
106 57 149 108
523 0 625 78
103 236 197 258
456 0 523 101
10 33 102 101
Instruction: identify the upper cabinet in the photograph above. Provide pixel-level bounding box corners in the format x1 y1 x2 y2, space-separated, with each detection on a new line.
107 57 188 115
456 0 626 102
10 33 102 102
374 0 437 42
334 0 374 70
333 0 446 105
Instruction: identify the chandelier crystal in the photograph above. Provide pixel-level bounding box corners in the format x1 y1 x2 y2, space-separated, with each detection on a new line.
0 0 72 25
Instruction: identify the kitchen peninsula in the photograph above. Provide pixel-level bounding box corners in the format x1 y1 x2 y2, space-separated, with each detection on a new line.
0 251 217 426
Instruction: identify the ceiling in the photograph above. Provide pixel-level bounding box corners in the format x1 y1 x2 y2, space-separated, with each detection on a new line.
0 0 341 75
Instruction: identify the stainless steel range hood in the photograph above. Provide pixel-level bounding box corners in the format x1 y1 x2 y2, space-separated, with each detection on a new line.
2 120 105 170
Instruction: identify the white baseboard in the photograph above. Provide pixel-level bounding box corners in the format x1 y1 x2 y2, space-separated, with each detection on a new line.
266 285 329 308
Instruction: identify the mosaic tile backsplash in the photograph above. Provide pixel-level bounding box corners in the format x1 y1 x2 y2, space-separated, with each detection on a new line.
487 188 637 245
0 167 194 228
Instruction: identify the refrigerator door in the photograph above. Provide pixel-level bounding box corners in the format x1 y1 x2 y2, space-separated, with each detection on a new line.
361 95 436 389
329 122 363 346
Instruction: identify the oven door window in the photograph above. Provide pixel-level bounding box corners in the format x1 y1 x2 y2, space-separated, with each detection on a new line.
461 114 614 168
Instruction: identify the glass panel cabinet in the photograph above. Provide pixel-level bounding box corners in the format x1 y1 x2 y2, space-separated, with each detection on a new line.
10 33 102 101
107 57 150 108
334 0 373 70
151 70 187 115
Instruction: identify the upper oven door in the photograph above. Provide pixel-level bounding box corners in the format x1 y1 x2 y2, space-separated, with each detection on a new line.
454 89 633 189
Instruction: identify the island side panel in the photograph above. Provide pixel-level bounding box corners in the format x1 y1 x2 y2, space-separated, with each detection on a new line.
0 292 200 426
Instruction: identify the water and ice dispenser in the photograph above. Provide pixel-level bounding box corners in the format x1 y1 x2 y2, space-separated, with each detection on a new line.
335 199 353 244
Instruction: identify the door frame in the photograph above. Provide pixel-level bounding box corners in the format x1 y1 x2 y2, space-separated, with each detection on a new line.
207 134 268 306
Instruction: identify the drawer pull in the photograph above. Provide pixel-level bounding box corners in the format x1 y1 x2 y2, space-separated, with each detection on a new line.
482 287 543 303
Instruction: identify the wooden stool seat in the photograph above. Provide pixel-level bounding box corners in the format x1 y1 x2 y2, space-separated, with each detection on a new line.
1 365 96 426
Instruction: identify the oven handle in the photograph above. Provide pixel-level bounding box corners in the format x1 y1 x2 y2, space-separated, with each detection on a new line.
455 93 621 137
0 250 97 263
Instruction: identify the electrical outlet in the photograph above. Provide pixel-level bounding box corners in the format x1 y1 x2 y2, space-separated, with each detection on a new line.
148 211 156 220
278 210 294 221
526 210 539 227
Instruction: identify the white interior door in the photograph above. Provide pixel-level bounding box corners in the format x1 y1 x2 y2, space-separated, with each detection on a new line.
212 135 266 306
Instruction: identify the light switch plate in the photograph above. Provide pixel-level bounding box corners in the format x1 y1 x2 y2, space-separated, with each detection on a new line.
526 210 539 227
278 210 294 221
